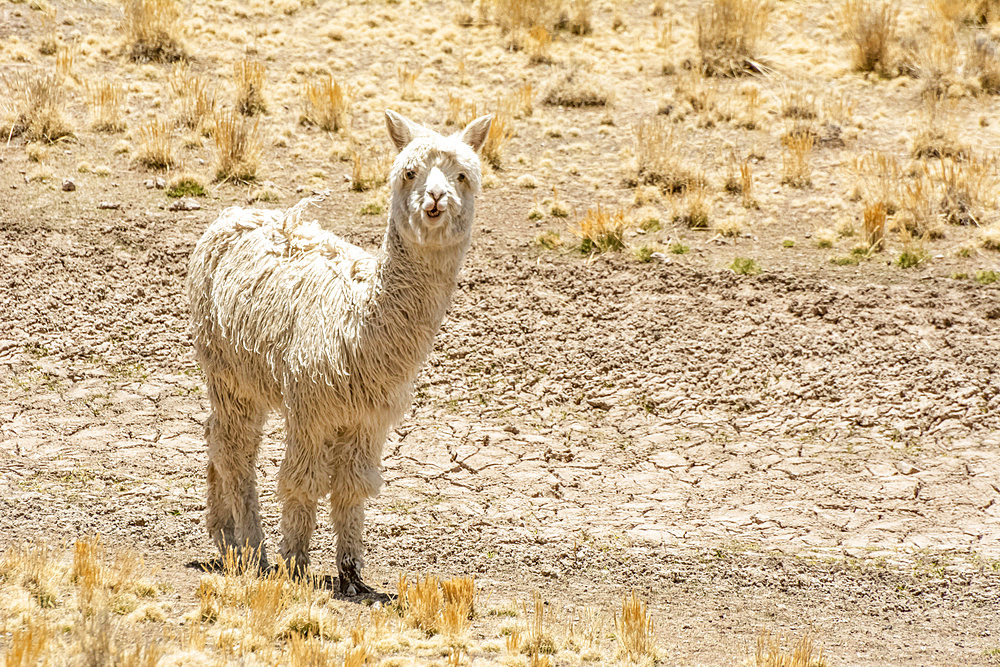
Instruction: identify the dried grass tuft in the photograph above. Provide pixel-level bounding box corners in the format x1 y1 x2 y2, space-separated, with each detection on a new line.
841 0 898 75
350 145 390 191
170 66 216 132
136 118 174 169
543 69 611 107
520 591 556 655
569 205 629 254
88 78 126 132
2 71 73 143
481 109 513 169
234 58 267 116
633 117 705 193
781 130 814 188
303 75 352 132
122 0 185 62
862 200 887 250
614 592 655 662
213 109 262 182
696 0 771 76
753 629 827 667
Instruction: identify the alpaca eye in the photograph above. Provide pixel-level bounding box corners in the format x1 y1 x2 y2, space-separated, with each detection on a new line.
405 170 416 180
457 173 466 182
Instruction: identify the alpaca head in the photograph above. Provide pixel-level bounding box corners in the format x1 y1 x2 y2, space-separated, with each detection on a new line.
384 109 493 249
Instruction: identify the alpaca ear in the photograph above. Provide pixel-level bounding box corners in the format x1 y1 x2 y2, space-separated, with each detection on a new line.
385 109 422 151
460 114 493 152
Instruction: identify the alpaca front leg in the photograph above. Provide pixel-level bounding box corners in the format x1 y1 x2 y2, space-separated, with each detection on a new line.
331 502 373 596
277 488 318 576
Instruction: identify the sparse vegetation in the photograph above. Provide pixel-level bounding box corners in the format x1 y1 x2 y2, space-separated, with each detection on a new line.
0 3 995 664
696 0 771 76
350 146 390 192
543 69 611 107
976 269 999 284
303 75 352 132
841 0 898 75
166 173 206 197
234 58 267 116
730 256 762 275
781 130 814 188
482 109 513 169
569 205 629 254
122 0 184 62
213 109 262 182
752 629 827 667
88 79 126 132
136 118 174 169
633 116 705 193
895 247 929 268
1 71 72 142
170 66 216 132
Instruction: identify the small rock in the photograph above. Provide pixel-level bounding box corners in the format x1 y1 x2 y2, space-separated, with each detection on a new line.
97 201 120 210
295 184 306 193
144 179 155 189
61 178 76 191
168 198 201 211
155 177 165 189
895 461 919 475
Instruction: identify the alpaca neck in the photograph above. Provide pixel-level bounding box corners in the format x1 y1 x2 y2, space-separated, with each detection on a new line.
360 219 468 388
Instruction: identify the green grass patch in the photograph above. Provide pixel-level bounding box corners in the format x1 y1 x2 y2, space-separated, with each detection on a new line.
729 257 761 275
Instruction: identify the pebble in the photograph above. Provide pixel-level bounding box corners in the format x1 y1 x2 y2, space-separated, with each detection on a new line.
97 201 120 210
61 178 76 191
143 177 165 189
168 198 201 211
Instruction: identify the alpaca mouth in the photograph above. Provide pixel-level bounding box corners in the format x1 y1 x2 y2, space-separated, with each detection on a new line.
424 208 442 219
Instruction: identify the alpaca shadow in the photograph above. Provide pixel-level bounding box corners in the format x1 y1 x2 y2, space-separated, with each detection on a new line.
183 558 393 604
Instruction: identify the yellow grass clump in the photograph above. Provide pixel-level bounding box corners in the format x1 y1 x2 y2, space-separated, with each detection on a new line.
88 79 126 133
303 75 352 132
570 205 630 253
696 0 772 76
528 25 553 63
615 592 656 662
753 629 827 667
781 130 814 188
213 109 262 182
2 72 73 143
520 591 557 656
136 118 174 169
862 200 887 250
350 146 390 192
122 0 184 62
397 64 421 101
234 58 267 116
481 109 513 169
633 116 704 193
170 66 216 132
841 0 898 75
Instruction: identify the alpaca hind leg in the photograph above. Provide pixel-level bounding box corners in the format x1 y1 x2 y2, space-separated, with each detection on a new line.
204 377 268 569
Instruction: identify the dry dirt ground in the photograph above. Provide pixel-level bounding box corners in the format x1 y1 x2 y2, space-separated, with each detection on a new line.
2 0 1000 664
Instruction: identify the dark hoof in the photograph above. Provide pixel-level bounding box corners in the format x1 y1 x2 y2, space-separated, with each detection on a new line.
338 558 381 598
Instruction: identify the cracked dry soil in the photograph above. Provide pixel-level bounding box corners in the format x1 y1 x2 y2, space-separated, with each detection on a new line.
2 193 999 665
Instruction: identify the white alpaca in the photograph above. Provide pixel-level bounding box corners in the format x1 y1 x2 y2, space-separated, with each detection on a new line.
187 110 493 594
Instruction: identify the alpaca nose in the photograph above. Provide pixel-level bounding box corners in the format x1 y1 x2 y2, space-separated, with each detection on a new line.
427 188 445 203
